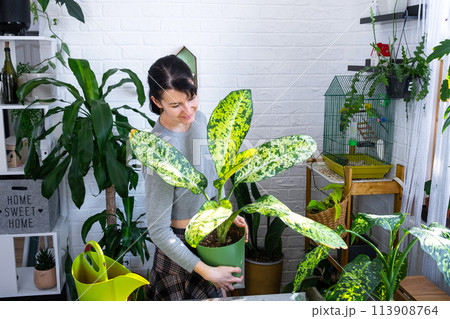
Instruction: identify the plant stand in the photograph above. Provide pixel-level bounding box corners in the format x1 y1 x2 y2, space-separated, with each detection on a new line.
305 158 404 268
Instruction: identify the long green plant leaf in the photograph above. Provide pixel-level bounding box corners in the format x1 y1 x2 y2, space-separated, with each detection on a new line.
91 99 113 155
185 200 234 247
292 245 330 292
42 156 71 199
105 141 130 199
326 254 383 301
408 222 450 286
241 195 347 249
233 135 317 184
17 77 82 102
77 118 94 174
68 137 86 208
351 213 405 239
68 58 99 102
213 148 256 189
207 89 253 178
130 130 207 195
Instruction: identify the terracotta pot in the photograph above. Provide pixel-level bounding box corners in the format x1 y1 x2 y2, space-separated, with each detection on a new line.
244 257 283 295
34 267 57 290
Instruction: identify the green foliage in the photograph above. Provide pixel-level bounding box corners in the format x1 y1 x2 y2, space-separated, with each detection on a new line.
130 89 347 250
306 183 344 221
34 248 56 271
426 39 450 132
16 58 154 208
340 8 431 132
25 0 84 75
326 254 383 301
233 180 285 260
81 197 151 264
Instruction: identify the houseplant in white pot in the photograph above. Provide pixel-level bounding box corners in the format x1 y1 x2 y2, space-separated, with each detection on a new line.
130 89 347 273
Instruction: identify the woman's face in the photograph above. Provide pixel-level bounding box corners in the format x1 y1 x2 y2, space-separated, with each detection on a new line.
152 89 199 132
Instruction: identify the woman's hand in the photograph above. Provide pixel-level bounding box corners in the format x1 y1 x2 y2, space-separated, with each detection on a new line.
233 215 248 243
194 261 242 292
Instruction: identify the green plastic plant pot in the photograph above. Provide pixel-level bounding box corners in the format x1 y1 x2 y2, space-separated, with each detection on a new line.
196 228 245 278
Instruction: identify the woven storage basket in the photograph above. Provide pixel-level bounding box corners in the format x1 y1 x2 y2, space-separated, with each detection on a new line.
306 197 348 232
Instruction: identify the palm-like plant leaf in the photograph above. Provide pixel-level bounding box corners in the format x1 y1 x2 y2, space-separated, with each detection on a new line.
408 222 450 286
326 254 383 301
130 130 207 195
233 135 317 184
241 195 346 249
185 200 234 248
207 89 252 178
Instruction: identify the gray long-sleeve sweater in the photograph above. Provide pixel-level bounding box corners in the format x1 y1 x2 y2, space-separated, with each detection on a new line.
144 110 217 272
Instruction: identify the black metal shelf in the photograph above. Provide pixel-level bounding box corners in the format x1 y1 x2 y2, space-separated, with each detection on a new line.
360 5 423 24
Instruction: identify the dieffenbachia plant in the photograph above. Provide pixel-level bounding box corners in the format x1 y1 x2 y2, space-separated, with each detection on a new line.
291 212 450 301
130 89 347 250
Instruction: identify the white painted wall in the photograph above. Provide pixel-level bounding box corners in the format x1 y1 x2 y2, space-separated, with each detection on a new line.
40 0 429 289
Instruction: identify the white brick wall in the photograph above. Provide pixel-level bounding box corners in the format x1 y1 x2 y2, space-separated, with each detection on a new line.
41 0 424 290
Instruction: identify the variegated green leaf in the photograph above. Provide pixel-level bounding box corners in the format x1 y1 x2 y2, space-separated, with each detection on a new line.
241 195 347 249
185 200 234 248
234 135 317 184
352 212 405 234
408 222 450 286
375 252 408 300
326 255 383 301
293 245 330 292
130 130 207 194
208 89 253 178
213 148 257 189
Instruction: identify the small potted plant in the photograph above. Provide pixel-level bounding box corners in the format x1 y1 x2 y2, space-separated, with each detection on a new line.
306 183 347 231
130 89 347 272
34 247 57 290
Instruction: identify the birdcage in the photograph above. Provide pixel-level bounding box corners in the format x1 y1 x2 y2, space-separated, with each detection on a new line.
322 75 394 179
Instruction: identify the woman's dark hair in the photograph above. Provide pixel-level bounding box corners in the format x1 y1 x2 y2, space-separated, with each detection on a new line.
147 55 197 115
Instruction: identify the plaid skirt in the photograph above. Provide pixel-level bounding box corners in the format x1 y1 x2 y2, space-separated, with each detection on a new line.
147 227 223 301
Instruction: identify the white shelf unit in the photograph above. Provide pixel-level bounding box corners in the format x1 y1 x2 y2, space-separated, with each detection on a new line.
0 36 66 299
0 215 69 298
0 36 57 175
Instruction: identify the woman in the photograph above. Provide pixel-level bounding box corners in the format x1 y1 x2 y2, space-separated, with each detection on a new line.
144 55 248 300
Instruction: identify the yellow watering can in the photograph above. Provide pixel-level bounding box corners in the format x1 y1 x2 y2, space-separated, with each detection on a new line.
72 240 149 301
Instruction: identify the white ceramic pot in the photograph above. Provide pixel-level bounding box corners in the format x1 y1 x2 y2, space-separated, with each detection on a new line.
378 0 408 15
18 73 54 103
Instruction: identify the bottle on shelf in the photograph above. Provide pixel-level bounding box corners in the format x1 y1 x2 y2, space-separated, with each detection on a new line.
1 41 19 104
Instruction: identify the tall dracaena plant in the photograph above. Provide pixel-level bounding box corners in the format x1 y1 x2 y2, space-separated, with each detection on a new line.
16 58 154 211
130 89 347 250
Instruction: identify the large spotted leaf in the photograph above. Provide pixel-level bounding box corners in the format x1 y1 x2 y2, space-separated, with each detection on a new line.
241 195 347 249
213 148 257 189
185 200 234 248
130 130 206 194
207 89 252 179
292 245 330 292
233 135 317 184
408 222 450 286
326 255 383 301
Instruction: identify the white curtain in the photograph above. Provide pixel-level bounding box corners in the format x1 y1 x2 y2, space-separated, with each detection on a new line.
401 0 450 294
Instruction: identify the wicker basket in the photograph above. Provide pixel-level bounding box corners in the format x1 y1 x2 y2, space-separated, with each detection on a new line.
306 197 348 232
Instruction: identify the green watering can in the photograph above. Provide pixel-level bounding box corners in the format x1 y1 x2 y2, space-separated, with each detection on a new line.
72 240 149 301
